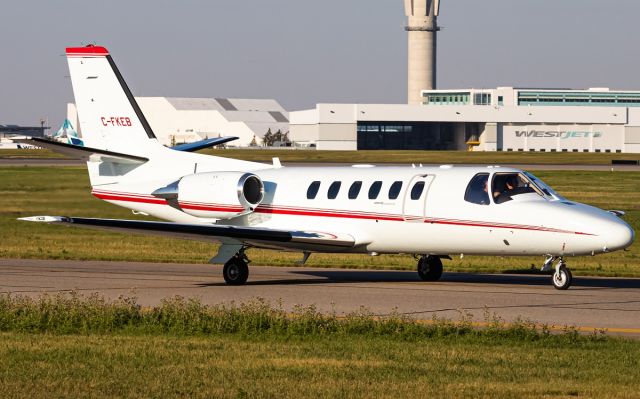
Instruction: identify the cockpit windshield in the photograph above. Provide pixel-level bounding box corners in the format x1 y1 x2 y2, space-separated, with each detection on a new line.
522 171 565 201
465 171 565 205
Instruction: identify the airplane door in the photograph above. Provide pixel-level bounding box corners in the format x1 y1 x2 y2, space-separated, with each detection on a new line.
402 174 434 222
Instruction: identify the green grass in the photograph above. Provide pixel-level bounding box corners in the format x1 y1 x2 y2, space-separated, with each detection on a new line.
2 147 639 164
0 294 639 398
0 148 65 159
3 333 640 398
0 166 639 277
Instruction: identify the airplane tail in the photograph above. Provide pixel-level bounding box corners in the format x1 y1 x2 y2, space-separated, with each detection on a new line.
64 45 266 189
66 45 162 158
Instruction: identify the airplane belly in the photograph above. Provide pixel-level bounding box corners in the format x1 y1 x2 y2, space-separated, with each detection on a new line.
365 220 600 256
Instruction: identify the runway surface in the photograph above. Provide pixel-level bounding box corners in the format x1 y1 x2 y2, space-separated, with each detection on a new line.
1 158 639 170
2 259 639 336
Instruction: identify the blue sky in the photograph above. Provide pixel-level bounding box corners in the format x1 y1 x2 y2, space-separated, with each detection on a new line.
2 0 639 126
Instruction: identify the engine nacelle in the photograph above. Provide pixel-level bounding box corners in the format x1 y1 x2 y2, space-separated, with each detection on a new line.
175 172 264 219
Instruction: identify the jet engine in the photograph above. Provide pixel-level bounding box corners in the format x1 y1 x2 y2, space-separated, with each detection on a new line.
153 172 264 219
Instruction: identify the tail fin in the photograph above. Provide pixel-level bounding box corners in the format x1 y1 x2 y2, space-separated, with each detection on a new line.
66 45 160 157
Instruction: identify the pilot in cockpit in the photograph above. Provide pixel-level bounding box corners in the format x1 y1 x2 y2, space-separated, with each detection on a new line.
493 174 534 204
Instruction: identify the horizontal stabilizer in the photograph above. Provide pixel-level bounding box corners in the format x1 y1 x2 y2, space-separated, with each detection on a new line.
171 136 238 152
14 137 148 163
18 216 356 248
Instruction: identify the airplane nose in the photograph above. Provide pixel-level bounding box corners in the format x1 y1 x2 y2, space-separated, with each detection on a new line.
605 219 635 252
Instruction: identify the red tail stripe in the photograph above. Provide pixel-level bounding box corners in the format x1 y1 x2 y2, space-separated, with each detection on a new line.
66 46 109 57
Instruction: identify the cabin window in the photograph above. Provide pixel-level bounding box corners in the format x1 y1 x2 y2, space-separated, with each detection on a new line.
307 181 320 199
464 173 490 205
328 181 342 199
368 181 382 199
348 181 362 199
388 181 403 200
410 181 425 200
491 173 538 204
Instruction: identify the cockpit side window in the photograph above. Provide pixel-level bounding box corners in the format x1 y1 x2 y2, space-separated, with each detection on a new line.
464 173 490 205
491 173 538 204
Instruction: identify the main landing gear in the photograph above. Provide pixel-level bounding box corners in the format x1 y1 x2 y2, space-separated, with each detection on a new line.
417 255 443 281
223 250 250 285
542 256 573 290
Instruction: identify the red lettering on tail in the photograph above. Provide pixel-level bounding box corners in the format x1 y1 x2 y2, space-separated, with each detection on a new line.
99 116 134 127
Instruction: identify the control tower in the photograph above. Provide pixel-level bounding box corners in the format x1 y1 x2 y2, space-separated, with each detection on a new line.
404 0 440 104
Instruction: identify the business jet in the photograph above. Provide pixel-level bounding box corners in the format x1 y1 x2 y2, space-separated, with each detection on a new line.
20 45 635 290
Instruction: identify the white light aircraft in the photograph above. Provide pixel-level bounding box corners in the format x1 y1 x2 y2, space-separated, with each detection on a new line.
20 45 635 290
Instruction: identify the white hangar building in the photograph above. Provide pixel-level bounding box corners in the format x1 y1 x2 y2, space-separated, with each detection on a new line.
67 97 289 147
290 87 640 153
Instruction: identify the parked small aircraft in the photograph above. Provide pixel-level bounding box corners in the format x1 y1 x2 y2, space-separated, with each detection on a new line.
20 45 635 289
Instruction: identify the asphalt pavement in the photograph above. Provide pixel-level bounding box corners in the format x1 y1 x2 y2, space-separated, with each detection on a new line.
2 259 639 336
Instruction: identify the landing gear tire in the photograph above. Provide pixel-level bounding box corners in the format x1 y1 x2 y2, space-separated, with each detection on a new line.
417 256 443 282
223 256 249 285
552 264 572 290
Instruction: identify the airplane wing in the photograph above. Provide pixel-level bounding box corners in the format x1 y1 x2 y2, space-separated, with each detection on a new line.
171 136 238 152
14 137 148 163
18 216 356 249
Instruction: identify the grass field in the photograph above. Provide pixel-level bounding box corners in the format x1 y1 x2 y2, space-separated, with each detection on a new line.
0 294 638 398
0 166 638 277
2 147 640 164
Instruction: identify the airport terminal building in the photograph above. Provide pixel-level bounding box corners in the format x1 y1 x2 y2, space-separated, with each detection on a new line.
67 97 289 147
290 87 640 153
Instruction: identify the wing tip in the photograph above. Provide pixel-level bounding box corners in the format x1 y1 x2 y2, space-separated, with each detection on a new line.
18 216 68 223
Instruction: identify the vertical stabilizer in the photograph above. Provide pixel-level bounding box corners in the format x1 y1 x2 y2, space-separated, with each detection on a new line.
66 45 160 157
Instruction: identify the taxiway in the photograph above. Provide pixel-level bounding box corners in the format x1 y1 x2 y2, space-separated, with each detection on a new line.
1 258 639 336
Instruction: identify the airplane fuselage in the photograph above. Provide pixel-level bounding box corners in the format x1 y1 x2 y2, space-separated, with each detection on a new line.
91 162 634 258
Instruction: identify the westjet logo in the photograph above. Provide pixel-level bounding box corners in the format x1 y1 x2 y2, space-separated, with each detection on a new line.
515 130 602 139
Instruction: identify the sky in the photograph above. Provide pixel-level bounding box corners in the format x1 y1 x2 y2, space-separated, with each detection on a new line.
1 0 640 127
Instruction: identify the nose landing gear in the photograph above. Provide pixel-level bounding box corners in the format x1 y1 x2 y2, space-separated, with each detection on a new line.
542 256 573 290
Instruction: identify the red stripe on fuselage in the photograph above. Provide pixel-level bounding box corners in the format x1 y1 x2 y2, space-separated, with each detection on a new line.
92 192 166 205
178 202 245 213
90 190 594 236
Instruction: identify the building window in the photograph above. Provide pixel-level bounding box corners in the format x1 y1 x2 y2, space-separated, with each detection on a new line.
307 181 320 199
368 181 382 199
328 181 341 199
498 96 504 106
348 181 362 199
474 93 491 105
388 181 403 200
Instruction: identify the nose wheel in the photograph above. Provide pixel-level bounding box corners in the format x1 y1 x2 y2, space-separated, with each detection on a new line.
543 256 572 290
417 255 443 281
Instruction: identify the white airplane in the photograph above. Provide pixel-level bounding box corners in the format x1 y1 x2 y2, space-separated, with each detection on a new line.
20 45 635 290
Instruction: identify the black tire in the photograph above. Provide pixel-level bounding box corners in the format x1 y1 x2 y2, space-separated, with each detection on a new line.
417 256 443 282
551 265 572 290
223 257 249 285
